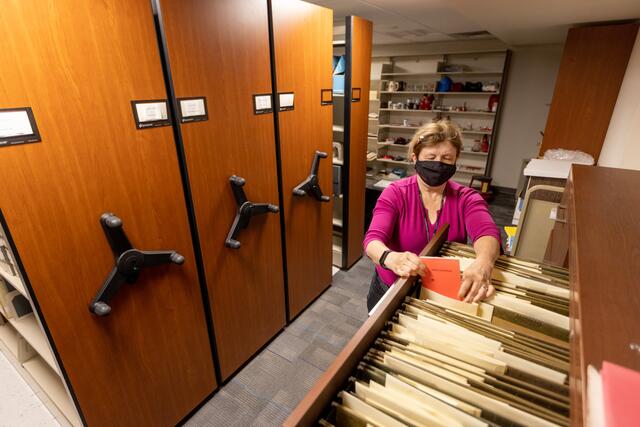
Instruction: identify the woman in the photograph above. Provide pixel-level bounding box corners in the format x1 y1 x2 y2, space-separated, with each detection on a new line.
364 120 501 311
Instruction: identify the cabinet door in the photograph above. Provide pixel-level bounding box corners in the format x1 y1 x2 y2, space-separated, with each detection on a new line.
539 23 638 161
156 0 286 380
344 16 373 268
0 1 216 426
271 0 334 319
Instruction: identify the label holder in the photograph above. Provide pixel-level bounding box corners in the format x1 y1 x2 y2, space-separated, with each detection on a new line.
351 88 361 102
321 89 333 106
253 94 273 115
278 92 295 112
0 107 41 148
177 97 209 123
130 99 172 129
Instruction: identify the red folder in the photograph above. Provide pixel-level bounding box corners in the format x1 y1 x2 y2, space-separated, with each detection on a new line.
419 257 462 300
602 361 640 427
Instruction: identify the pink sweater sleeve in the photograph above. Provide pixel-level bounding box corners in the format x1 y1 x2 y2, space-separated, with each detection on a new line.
363 186 399 251
461 191 501 244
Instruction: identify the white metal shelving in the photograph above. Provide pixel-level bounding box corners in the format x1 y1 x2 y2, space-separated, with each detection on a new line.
0 225 79 427
8 314 60 376
380 91 499 96
368 50 508 188
379 108 496 116
22 356 80 426
0 270 28 299
381 71 503 77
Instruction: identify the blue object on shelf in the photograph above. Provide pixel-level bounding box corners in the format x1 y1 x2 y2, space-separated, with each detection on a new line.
436 76 452 92
333 55 346 75
392 168 407 178
333 75 345 94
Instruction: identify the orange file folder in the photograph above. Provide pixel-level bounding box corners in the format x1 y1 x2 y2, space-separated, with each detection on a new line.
419 257 461 300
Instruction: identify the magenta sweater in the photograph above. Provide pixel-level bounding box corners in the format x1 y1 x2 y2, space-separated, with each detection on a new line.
363 176 501 286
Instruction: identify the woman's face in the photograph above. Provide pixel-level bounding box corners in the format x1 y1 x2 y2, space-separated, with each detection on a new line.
412 140 457 164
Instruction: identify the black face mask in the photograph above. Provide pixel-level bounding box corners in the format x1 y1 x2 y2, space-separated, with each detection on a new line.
415 160 457 187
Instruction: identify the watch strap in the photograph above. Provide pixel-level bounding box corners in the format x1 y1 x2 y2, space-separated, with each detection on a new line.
379 250 392 270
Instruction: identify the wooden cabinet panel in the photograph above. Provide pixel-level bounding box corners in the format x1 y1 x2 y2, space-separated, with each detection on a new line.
156 0 286 380
539 23 638 161
344 17 373 268
271 0 334 319
568 165 640 424
0 1 216 425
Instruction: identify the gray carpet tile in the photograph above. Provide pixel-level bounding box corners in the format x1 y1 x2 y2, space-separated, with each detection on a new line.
187 257 375 426
270 358 324 410
298 343 338 371
250 402 290 427
267 330 311 362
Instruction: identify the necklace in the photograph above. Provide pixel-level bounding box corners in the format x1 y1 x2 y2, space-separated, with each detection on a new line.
417 182 446 244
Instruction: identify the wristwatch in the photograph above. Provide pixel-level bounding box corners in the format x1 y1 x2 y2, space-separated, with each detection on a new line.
379 250 392 270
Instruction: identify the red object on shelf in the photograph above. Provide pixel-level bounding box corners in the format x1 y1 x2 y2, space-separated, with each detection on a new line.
488 94 499 112
481 135 489 153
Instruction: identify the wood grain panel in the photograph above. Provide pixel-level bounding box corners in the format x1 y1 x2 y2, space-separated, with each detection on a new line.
568 164 640 425
539 23 638 161
345 16 372 268
0 1 216 425
284 225 449 426
272 0 333 319
157 0 286 380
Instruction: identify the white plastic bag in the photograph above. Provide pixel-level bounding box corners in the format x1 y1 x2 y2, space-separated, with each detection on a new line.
543 149 594 165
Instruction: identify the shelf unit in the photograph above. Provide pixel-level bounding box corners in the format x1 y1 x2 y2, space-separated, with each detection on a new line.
381 71 503 76
23 356 79 425
0 268 27 298
367 50 510 187
0 227 80 427
333 38 346 272
332 16 372 269
9 314 60 375
380 91 499 95
378 108 496 115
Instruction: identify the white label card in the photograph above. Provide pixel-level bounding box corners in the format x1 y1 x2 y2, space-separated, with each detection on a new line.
279 93 294 108
0 111 34 138
135 102 168 122
180 98 206 118
254 95 272 111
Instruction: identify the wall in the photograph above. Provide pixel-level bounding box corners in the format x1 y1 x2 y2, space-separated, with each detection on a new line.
370 39 565 188
491 44 564 187
598 31 640 170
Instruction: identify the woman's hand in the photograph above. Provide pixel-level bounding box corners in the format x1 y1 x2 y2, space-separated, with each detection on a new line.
385 251 426 279
458 257 495 303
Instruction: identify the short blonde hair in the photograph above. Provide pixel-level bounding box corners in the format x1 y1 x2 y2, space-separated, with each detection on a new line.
409 120 462 158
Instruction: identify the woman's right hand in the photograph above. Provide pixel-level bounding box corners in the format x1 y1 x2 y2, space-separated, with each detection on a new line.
385 251 426 278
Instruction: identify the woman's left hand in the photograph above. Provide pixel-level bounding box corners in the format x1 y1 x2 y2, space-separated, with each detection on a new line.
458 258 495 303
